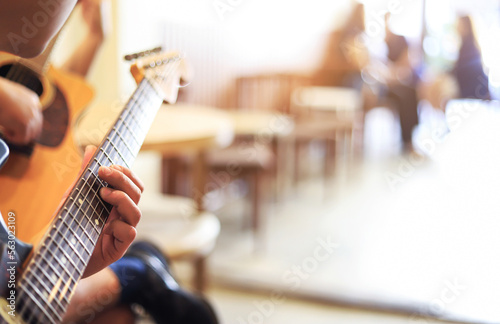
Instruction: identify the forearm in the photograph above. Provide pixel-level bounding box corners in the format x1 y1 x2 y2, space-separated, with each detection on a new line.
60 32 103 77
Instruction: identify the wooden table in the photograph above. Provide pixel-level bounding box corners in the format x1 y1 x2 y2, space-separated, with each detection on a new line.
76 101 234 210
76 102 233 154
76 101 296 205
224 109 294 137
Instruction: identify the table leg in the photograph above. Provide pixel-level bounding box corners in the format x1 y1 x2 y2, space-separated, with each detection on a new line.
161 156 180 195
192 151 208 212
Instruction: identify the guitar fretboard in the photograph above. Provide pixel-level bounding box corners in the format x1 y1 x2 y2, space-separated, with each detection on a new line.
15 78 164 323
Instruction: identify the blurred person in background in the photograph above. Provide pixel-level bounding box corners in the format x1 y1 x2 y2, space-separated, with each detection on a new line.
379 12 420 153
315 2 369 89
452 15 490 100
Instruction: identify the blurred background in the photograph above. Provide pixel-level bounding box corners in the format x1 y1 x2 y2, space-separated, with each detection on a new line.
59 0 500 323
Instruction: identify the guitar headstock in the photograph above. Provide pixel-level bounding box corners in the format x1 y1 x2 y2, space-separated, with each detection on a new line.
127 47 190 104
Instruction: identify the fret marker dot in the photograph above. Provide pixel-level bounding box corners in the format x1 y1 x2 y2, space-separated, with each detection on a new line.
71 238 77 245
52 274 57 281
61 257 67 265
78 198 84 205
95 219 100 226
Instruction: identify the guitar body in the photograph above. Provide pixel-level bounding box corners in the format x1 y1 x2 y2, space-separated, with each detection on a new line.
0 50 182 323
0 56 94 246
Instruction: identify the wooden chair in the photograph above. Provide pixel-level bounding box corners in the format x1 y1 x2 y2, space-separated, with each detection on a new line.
234 73 308 192
290 86 364 166
136 192 220 292
233 74 363 190
203 74 309 249
205 138 274 250
291 86 364 185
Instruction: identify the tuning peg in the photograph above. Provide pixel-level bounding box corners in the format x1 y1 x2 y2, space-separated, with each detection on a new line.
124 46 163 61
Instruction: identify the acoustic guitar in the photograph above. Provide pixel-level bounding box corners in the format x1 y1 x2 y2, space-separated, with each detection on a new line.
0 49 186 323
0 40 95 245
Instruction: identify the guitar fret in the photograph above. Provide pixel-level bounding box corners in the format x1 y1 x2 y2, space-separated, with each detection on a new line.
59 233 87 266
27 250 63 287
93 157 103 167
29 261 74 305
44 239 83 278
17 73 172 322
131 103 146 121
28 263 57 289
117 110 141 142
69 196 101 235
74 186 106 230
19 282 60 323
103 140 123 168
131 100 151 131
63 207 97 245
58 214 93 259
99 147 115 165
113 126 137 157
123 111 144 140
114 123 138 153
73 190 106 228
107 137 130 168
66 198 100 237
59 214 92 258
132 84 151 110
94 150 107 166
30 248 69 284
129 102 148 127
47 228 86 272
118 116 141 145
37 248 78 289
83 167 112 214
87 163 103 178
24 281 62 323
25 268 67 311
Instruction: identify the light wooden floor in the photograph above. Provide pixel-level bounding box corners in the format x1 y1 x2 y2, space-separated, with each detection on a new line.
135 104 500 324
205 285 450 324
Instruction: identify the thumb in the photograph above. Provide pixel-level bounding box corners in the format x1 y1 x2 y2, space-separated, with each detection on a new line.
81 145 97 171
57 145 97 208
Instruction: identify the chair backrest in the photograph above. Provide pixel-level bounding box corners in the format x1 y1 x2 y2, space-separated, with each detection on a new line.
236 73 311 114
291 86 363 114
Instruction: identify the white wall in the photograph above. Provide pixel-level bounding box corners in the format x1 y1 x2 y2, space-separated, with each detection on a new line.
114 0 353 107
55 0 357 107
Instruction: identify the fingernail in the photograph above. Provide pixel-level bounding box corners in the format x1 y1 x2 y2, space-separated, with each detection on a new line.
100 166 111 176
100 187 111 197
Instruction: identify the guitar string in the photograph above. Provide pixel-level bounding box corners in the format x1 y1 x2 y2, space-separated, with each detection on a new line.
9 57 98 323
17 57 180 322
16 80 154 323
4 62 25 83
14 65 34 93
5 62 38 94
4 38 55 92
16 105 144 324
16 94 149 323
4 49 149 324
16 58 178 322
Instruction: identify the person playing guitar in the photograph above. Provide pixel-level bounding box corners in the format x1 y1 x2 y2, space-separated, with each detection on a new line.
0 1 218 323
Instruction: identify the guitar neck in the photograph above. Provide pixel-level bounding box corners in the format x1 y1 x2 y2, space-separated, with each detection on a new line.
15 78 164 323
